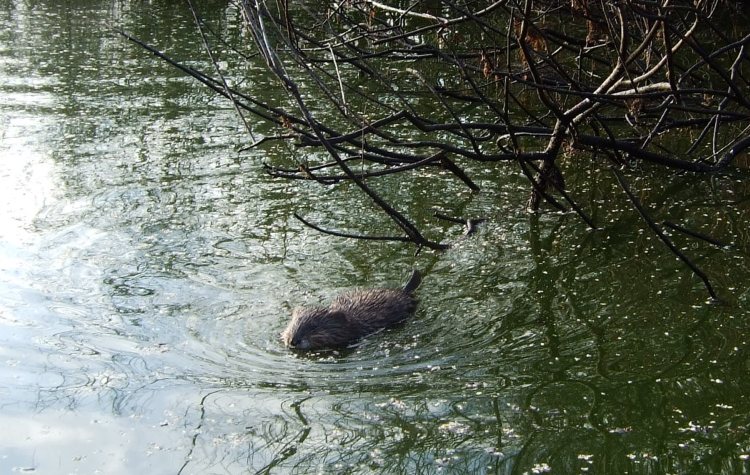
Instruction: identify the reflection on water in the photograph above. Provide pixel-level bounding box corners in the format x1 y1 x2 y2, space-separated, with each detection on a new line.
0 0 749 473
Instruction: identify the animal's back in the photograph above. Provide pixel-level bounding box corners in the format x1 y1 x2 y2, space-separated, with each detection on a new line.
331 288 417 334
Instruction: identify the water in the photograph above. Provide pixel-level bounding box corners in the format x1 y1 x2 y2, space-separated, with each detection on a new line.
1 1 749 473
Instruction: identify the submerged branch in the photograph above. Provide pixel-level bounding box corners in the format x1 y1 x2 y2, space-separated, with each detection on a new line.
294 213 425 245
662 221 730 249
612 167 718 300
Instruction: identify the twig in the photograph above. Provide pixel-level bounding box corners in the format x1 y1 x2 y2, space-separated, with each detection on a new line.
611 166 718 300
294 213 435 245
662 221 729 248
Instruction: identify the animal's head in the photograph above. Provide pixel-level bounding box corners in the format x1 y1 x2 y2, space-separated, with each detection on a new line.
281 307 351 350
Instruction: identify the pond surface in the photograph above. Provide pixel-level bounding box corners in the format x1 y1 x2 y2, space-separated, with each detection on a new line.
1 1 749 473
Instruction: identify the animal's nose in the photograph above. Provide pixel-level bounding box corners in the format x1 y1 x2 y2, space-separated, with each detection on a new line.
292 338 311 350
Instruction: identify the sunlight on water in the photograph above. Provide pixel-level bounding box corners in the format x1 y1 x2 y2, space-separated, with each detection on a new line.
0 121 56 244
0 411 187 473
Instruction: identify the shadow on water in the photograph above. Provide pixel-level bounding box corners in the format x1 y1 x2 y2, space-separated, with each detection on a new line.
0 0 749 474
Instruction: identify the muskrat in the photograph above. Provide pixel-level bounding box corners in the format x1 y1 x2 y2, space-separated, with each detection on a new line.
282 270 422 350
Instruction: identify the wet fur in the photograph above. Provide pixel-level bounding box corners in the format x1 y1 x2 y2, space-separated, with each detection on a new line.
282 271 421 350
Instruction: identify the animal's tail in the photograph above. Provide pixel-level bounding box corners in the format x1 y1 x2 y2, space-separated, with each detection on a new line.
402 269 422 294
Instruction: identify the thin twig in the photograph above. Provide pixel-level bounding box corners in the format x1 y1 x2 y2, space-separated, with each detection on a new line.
611 167 718 300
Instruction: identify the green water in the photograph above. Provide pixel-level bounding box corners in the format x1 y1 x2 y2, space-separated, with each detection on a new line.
0 1 749 473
